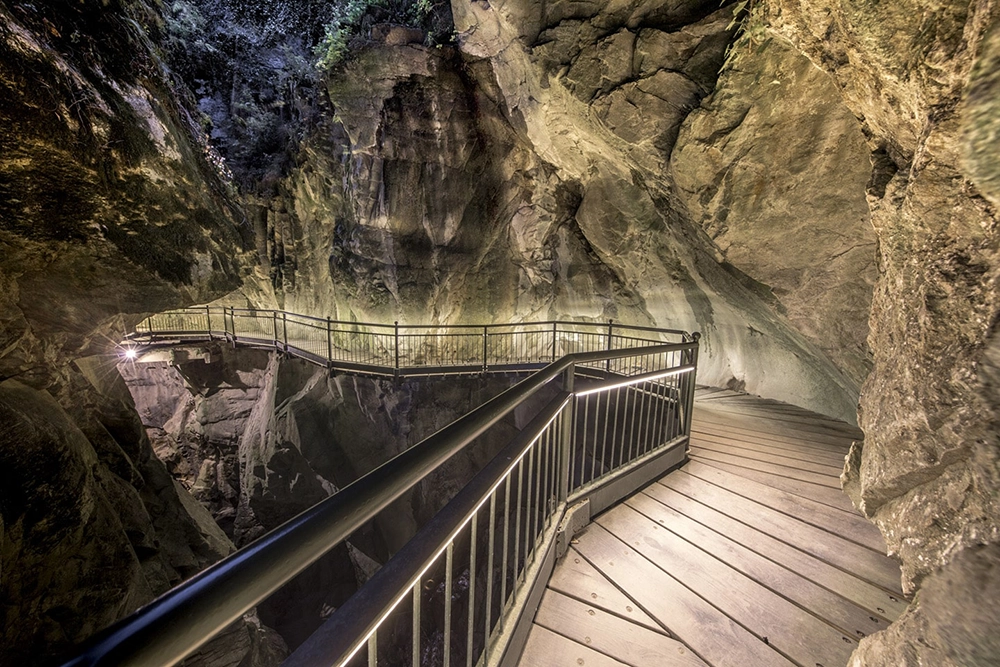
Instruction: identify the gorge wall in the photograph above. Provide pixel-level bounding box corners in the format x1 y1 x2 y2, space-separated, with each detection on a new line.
254 0 874 423
0 1 272 664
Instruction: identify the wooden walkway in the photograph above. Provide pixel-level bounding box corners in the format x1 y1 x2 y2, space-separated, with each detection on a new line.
519 388 908 667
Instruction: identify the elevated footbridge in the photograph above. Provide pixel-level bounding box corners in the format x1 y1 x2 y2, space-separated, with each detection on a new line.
61 308 903 667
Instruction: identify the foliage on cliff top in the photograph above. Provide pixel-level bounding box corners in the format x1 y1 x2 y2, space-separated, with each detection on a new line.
313 0 440 71
159 0 452 190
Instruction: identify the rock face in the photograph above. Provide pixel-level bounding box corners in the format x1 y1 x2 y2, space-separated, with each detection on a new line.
250 0 868 425
121 347 520 650
0 2 265 665
4 0 998 663
672 37 877 385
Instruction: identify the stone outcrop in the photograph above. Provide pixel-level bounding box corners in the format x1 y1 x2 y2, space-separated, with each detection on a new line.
0 2 264 664
249 0 870 425
672 37 876 385
4 0 998 663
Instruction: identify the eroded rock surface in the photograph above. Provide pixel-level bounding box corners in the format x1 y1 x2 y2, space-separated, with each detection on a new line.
673 37 876 385
243 1 870 425
0 2 262 664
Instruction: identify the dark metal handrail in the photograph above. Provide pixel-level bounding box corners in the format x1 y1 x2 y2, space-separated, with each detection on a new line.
64 334 698 667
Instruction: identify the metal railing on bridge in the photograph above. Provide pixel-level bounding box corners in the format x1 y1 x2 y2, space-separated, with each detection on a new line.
126 307 686 378
67 310 700 667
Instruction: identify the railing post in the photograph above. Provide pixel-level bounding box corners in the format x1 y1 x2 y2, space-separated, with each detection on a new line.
605 319 614 373
394 321 400 370
282 312 288 352
559 364 575 503
205 305 212 340
684 332 701 437
482 326 488 373
326 317 333 366
551 322 557 362
272 311 279 351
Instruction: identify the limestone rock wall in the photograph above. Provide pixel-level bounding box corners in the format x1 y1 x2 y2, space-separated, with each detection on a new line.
672 37 877 385
252 1 872 425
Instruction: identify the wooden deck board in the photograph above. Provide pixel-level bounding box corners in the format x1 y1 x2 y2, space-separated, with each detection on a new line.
692 418 854 452
682 461 886 553
689 458 858 512
689 446 843 488
547 547 663 633
520 625 630 667
533 589 709 667
690 437 845 476
596 504 858 667
690 430 849 466
660 472 904 595
641 483 908 620
519 390 907 667
625 492 887 639
573 524 795 667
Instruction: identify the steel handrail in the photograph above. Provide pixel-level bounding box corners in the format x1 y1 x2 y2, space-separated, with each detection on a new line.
62 340 694 667
285 392 574 667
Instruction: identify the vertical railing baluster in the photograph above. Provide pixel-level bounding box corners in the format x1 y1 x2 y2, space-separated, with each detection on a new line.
634 381 649 462
523 446 535 566
684 334 700 437
513 461 523 580
500 477 511 615
482 326 488 373
569 396 579 495
282 312 288 351
205 305 212 338
605 319 613 373
614 386 626 468
560 367 574 501
552 322 557 361
444 543 454 667
627 385 640 465
598 391 611 479
412 586 420 667
368 630 377 667
484 492 496 656
394 321 400 370
326 317 333 365
272 311 279 350
467 513 477 667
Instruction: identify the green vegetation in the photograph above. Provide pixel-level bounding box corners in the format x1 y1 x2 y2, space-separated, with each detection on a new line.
722 0 771 70
314 0 438 71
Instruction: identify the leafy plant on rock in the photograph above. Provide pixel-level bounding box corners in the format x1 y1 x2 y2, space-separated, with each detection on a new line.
722 0 771 70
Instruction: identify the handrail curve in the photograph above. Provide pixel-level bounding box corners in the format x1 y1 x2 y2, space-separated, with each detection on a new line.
60 310 700 667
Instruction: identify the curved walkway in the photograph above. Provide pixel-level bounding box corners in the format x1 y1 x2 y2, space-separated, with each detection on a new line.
521 388 907 667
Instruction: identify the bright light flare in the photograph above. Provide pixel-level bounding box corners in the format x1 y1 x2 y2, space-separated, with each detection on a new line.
124 348 138 360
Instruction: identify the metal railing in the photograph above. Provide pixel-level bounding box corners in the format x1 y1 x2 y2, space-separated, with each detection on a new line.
126 307 691 378
65 312 699 667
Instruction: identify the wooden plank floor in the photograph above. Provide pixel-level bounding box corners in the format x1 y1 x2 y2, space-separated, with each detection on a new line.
519 388 908 667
